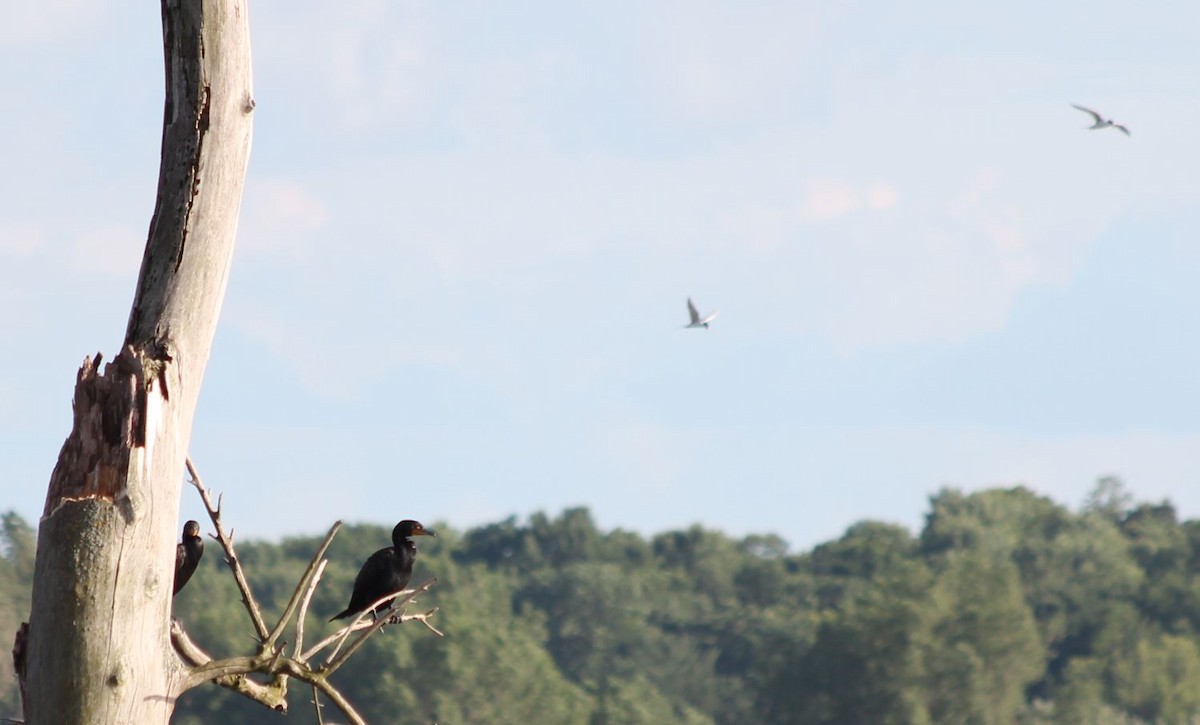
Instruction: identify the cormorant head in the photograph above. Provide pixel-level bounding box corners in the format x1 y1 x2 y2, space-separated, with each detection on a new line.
182 520 202 540
393 519 436 543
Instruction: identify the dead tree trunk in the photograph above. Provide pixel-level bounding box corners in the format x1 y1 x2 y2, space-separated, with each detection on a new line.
21 0 253 722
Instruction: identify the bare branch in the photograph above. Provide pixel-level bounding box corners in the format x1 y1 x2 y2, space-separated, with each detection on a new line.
185 457 270 641
176 460 441 724
308 675 366 725
173 575 436 725
301 578 439 663
175 620 373 722
312 684 326 725
266 522 342 649
320 591 416 665
171 620 288 712
294 558 328 659
322 579 438 674
391 606 445 638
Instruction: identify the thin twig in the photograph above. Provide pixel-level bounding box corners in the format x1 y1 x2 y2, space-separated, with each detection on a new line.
391 606 445 637
312 683 325 725
308 673 367 725
266 521 342 648
323 580 437 674
185 457 269 641
295 558 328 659
302 578 438 663
320 590 405 665
321 592 410 667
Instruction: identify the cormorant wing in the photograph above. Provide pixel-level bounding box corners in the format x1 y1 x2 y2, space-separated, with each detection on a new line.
173 521 204 596
173 540 201 596
174 543 187 589
330 546 410 621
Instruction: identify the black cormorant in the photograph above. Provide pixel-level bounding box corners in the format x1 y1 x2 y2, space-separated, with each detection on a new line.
173 520 204 596
330 519 435 622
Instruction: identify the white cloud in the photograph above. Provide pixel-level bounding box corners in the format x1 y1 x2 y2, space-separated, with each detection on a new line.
717 203 794 254
641 2 838 123
866 182 899 211
448 50 570 148
719 178 899 253
71 225 144 277
227 301 464 403
808 426 1200 547
812 169 1052 349
253 0 438 131
854 426 1200 518
597 423 687 493
0 223 43 257
800 179 859 220
0 0 105 47
436 493 510 530
238 179 331 257
189 6 1195 367
986 215 1037 289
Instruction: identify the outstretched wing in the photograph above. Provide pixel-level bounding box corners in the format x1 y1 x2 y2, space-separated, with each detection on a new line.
701 310 719 325
1113 123 1131 136
1071 104 1102 124
686 298 701 325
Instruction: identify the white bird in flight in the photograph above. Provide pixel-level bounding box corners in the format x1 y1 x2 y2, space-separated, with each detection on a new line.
685 298 718 329
1071 104 1130 136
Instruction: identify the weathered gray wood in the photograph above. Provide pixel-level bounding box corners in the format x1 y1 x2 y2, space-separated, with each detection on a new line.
22 0 253 722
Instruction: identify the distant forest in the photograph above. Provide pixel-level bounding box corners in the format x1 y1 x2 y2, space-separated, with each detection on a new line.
4 478 1200 724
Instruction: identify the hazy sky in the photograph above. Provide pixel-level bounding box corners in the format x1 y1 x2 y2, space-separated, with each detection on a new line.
3 0 1200 551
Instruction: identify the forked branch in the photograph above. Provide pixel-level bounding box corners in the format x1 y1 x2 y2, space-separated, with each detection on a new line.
172 457 441 725
184 458 270 641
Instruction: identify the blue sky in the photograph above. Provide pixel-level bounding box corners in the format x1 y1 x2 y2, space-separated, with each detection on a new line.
3 0 1200 550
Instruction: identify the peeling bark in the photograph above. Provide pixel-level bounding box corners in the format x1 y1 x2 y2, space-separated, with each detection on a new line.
43 350 144 517
21 0 253 722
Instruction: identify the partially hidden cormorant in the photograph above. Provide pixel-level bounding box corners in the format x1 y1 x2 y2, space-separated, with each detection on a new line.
173 520 204 596
330 519 436 622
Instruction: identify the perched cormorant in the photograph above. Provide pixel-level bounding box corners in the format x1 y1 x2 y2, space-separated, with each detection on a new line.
173 520 204 596
329 520 436 622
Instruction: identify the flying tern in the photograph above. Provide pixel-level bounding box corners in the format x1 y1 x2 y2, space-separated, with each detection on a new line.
685 298 718 329
1071 104 1130 136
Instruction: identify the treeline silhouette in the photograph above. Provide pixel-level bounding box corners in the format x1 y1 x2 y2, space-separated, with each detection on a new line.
2 478 1199 724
